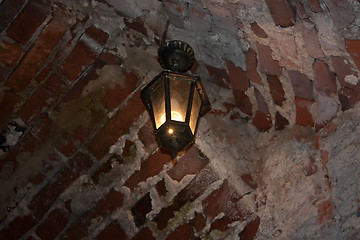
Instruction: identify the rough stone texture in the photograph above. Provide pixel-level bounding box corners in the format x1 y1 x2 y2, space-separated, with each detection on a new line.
0 0 360 239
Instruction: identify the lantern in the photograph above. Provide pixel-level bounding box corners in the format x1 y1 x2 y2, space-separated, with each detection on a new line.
141 40 210 158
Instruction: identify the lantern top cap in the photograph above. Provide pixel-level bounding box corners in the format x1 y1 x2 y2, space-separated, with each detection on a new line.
158 40 195 73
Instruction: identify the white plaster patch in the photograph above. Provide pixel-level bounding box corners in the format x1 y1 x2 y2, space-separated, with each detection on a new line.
344 74 359 85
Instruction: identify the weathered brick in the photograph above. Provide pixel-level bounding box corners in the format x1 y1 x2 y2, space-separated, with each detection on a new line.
246 49 262 85
43 73 67 95
267 75 286 106
0 0 25 32
313 59 337 96
203 181 241 219
0 41 22 66
166 223 194 240
254 88 269 114
124 17 148 37
295 96 314 127
233 90 253 116
167 146 209 182
211 217 233 232
138 119 157 149
0 90 21 128
36 208 70 240
252 111 272 131
131 192 152 227
155 179 167 197
265 0 296 27
154 166 218 230
17 87 54 124
307 0 322 13
206 64 230 88
226 61 249 91
89 91 145 160
91 154 123 183
301 21 324 58
294 0 307 19
188 5 211 35
94 189 124 216
0 214 38 239
124 149 172 189
131 227 156 240
6 17 68 91
30 114 54 141
256 43 282 76
0 65 10 83
288 70 314 100
101 71 139 110
339 87 360 109
85 25 109 45
192 212 206 232
68 152 94 173
275 111 289 130
207 2 236 32
7 0 50 44
316 199 334 224
345 39 360 71
95 221 127 240
251 22 268 38
331 56 360 91
241 174 258 189
239 216 260 240
163 1 187 28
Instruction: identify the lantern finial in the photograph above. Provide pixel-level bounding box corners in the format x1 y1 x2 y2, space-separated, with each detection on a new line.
158 40 195 73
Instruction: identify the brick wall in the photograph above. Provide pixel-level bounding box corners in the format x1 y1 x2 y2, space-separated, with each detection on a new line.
0 0 359 239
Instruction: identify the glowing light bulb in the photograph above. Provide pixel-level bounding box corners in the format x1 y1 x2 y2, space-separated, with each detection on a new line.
168 129 174 134
160 111 183 125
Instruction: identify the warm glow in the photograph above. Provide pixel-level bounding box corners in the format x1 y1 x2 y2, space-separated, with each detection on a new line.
160 111 183 125
168 129 174 134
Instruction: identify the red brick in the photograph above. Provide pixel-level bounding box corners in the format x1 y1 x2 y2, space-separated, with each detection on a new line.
43 73 67 95
275 111 289 130
246 49 262 85
0 65 10 83
307 0 322 12
252 111 272 131
7 0 50 44
211 217 233 232
17 87 53 124
57 138 77 157
226 61 249 91
29 157 57 185
131 227 156 240
239 216 260 240
95 189 124 216
0 41 22 66
325 1 354 30
316 199 334 224
98 51 123 65
59 211 95 240
0 214 38 239
313 59 337 96
301 21 324 58
68 152 94 172
295 96 314 127
122 139 135 158
203 181 241 219
265 0 296 27
101 71 139 110
155 166 218 230
241 174 258 189
0 90 21 128
85 26 109 45
89 91 145 160
206 64 230 88
166 223 194 240
36 208 70 240
0 0 25 32
294 0 308 19
138 119 157 149
192 212 206 232
267 75 286 106
288 70 314 100
131 192 152 227
30 114 54 141
124 149 172 189
256 43 281 76
124 17 148 37
155 179 167 197
331 56 360 91
233 90 253 116
95 221 127 240
30 165 83 219
60 41 97 82
339 87 360 109
254 88 269 114
167 146 209 182
251 22 268 38
6 17 68 92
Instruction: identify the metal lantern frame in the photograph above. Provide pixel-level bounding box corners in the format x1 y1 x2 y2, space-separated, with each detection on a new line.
140 40 210 158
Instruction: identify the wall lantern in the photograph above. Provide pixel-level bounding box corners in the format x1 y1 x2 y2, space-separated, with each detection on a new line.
141 40 210 158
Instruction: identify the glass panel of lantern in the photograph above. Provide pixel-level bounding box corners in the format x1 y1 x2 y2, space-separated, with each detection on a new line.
150 77 166 129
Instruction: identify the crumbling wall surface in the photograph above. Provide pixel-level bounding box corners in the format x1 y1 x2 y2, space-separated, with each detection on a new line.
0 0 359 239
